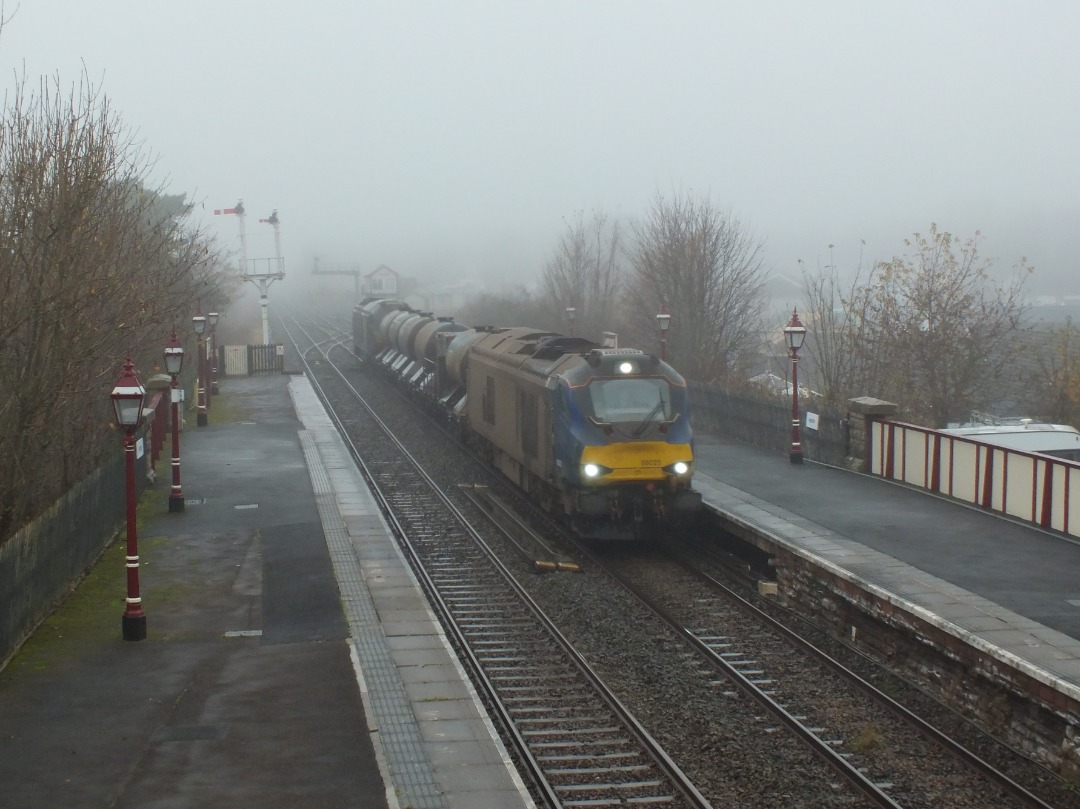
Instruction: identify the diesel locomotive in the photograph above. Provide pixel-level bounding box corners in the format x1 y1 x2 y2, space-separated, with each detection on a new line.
353 297 702 540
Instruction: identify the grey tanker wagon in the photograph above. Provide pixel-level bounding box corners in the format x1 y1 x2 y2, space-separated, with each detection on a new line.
353 298 701 539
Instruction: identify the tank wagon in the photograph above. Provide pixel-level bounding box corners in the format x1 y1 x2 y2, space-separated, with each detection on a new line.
352 298 701 540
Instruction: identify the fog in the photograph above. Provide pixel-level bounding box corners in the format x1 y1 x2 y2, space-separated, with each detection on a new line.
3 2 1078 307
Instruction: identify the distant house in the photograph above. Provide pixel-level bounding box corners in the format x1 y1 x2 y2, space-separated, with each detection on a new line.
1026 297 1080 327
748 371 818 400
363 265 398 296
358 266 485 318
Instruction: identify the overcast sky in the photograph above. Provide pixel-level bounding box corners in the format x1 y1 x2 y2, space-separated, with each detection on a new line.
2 1 1078 299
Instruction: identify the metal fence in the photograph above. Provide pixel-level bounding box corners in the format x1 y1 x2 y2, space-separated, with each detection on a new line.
689 381 850 467
0 422 154 667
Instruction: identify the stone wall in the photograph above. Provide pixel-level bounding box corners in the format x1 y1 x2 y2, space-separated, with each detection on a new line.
765 534 1079 776
844 396 899 473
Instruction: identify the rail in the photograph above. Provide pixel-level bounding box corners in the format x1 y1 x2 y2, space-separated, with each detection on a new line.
870 420 1080 538
286 316 713 807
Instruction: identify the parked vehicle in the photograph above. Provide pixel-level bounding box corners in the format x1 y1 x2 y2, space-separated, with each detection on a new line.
941 421 1080 462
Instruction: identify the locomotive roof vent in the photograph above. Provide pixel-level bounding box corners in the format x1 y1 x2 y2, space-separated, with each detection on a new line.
587 347 644 366
533 335 597 360
587 348 645 360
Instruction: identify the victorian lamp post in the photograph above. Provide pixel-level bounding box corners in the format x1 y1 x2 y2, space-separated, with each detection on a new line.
208 311 220 395
192 311 208 427
565 305 576 337
783 308 808 464
656 303 671 361
110 356 148 641
164 331 185 512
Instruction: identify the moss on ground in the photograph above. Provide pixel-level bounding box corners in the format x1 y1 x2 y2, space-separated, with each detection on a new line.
1 538 129 678
197 388 251 425
1 385 252 679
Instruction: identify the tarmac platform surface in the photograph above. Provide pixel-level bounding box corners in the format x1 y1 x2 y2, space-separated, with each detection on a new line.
0 373 532 809
692 432 1080 697
5 370 1080 806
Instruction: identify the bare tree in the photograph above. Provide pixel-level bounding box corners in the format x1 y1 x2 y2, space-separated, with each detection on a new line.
538 209 624 338
841 224 1031 426
799 243 895 406
456 285 546 329
1018 320 1080 425
626 191 767 380
0 71 225 541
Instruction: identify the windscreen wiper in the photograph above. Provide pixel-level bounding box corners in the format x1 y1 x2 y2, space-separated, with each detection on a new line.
631 399 666 438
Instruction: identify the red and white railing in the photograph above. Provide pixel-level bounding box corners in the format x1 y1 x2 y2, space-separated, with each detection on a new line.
869 420 1080 538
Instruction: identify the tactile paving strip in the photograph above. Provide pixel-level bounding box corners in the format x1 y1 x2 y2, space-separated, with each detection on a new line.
299 428 449 809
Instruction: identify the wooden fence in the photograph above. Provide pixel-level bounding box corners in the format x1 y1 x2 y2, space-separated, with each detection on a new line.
221 344 284 376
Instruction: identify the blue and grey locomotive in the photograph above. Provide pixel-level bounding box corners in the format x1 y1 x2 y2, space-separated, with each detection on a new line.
353 298 701 539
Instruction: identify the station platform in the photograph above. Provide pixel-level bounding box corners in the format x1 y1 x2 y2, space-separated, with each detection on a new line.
0 373 534 809
6 368 1080 807
692 432 1080 700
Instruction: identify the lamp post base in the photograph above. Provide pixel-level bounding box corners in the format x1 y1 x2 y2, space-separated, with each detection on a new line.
122 613 147 641
169 494 185 512
197 412 208 427
789 451 804 464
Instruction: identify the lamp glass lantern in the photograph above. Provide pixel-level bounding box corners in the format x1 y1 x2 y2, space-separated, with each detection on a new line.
208 311 219 328
110 358 146 429
656 304 672 334
164 332 185 376
783 310 807 352
192 313 207 336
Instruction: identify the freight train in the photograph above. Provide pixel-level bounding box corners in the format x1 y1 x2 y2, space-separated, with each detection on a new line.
353 297 702 540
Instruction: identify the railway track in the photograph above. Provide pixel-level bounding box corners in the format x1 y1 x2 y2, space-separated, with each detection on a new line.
283 317 711 808
281 312 1079 808
591 543 1059 809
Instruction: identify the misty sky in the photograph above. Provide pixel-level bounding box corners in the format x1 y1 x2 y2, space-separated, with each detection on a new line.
2 2 1078 300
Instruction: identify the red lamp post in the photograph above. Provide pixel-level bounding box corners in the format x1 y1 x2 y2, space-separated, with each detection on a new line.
208 311 220 395
783 308 808 464
164 331 185 512
110 356 148 641
656 303 671 361
192 311 208 427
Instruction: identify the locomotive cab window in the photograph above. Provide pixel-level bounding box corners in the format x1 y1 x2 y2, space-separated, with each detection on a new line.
585 378 672 424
